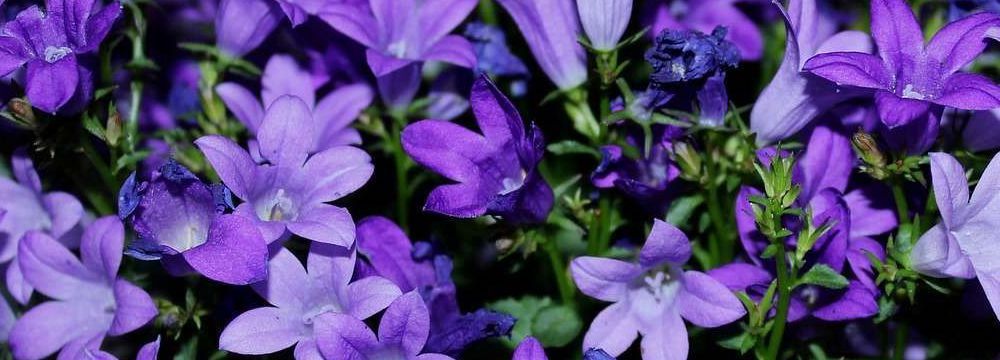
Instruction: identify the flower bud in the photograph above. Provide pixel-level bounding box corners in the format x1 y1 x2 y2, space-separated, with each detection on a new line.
577 0 633 51
106 111 123 147
672 141 702 181
852 131 886 167
7 98 36 129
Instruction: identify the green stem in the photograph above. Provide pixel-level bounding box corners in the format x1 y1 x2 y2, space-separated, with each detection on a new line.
390 119 411 231
892 322 908 360
476 0 498 24
543 239 575 307
766 244 792 360
706 183 729 265
890 179 910 226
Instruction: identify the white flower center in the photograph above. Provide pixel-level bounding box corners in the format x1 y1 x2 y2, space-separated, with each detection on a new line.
499 170 528 195
265 188 296 221
387 40 408 58
301 303 341 325
901 84 926 100
643 271 673 301
43 46 72 63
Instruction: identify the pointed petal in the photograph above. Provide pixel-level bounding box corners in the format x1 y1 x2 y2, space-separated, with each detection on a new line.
677 270 746 327
402 120 488 182
423 35 476 68
356 216 436 292
216 83 264 134
932 73 1000 111
11 148 40 192
512 337 547 360
812 281 879 321
214 0 281 56
582 302 639 357
195 135 257 200
18 231 98 301
418 0 477 45
263 54 315 108
870 0 924 73
314 313 379 360
258 95 314 165
9 301 109 360
137 336 161 360
5 260 33 305
43 192 84 241
366 49 415 77
844 187 898 237
929 152 970 227
183 214 268 285
296 146 373 202
313 84 374 149
471 75 523 146
288 204 356 248
910 223 975 278
797 125 853 199
423 182 489 218
706 262 773 291
802 52 890 90
639 219 691 267
79 216 124 281
108 279 156 336
848 236 885 290
875 90 931 128
926 12 1000 75
317 3 378 48
251 247 312 309
25 57 79 114
307 242 356 291
638 310 688 360
347 275 402 319
379 292 430 355
570 256 641 302
219 307 304 355
0 36 30 76
82 0 122 53
735 187 768 265
0 296 13 342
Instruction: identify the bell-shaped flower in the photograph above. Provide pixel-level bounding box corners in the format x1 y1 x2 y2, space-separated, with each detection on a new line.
496 0 588 89
0 0 121 113
646 0 764 60
118 161 269 285
910 152 1000 322
8 217 157 360
570 219 745 359
196 95 374 246
402 75 553 224
214 0 282 57
0 149 84 304
592 125 682 215
577 0 633 51
219 243 401 358
216 54 373 153
803 0 1000 129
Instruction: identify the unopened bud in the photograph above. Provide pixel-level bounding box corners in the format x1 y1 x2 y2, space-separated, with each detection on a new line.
672 142 702 181
495 238 515 254
106 111 123 147
852 132 886 168
6 98 35 129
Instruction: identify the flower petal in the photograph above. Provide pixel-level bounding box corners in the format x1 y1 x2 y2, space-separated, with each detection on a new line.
356 216 436 292
262 54 316 108
417 0 477 45
929 152 970 227
802 52 890 90
297 146 373 203
706 262 773 291
910 223 975 278
137 336 161 360
18 231 99 301
219 307 305 355
195 135 257 201
317 3 378 48
639 219 691 267
932 73 1000 111
512 337 547 360
216 83 265 134
379 291 430 355
423 35 476 68
183 214 268 285
9 301 109 360
638 309 688 360
251 247 312 309
314 312 379 360
214 0 282 56
402 119 488 183
108 279 156 336
0 295 13 342
844 187 897 237
926 12 1000 75
288 204 356 248
570 256 640 302
25 57 79 114
581 302 639 357
677 270 747 327
797 124 853 199
258 95 314 165
346 275 402 320
869 0 924 73
313 83 373 149
875 90 932 128
812 281 879 321
79 216 124 282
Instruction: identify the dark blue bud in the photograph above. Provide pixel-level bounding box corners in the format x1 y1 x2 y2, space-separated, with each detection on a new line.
645 26 740 88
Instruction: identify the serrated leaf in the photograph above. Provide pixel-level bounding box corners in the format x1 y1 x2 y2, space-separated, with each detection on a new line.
530 305 582 347
798 264 849 290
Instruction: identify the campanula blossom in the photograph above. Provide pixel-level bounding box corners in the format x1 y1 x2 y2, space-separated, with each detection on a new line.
577 0 633 51
355 216 515 356
402 75 554 224
646 0 763 60
320 0 477 107
216 54 373 152
592 126 683 215
118 161 269 285
496 0 588 89
315 291 455 360
8 217 157 360
0 149 84 304
0 0 121 113
951 108 1000 151
196 95 374 246
803 0 1000 129
910 152 1000 322
750 0 875 144
570 219 745 359
215 0 282 57
219 243 401 358
511 337 546 360
464 22 530 85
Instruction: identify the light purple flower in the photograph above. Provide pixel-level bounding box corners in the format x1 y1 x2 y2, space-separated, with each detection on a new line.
0 149 84 304
196 95 374 246
577 0 633 51
118 161 269 285
910 152 1000 322
947 108 1000 151
511 337 546 360
216 53 373 152
319 0 477 107
570 219 745 359
497 0 588 89
646 0 764 60
8 217 157 360
314 291 454 360
273 0 326 26
750 0 874 144
137 336 161 360
0 0 121 113
215 0 283 57
219 243 401 358
402 75 554 224
803 0 1000 128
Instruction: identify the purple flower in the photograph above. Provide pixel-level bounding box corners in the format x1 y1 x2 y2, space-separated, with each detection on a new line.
803 0 1000 129
570 219 746 358
118 161 269 285
750 0 875 144
315 291 454 360
8 217 157 360
646 0 763 60
512 336 546 360
910 152 1000 322
320 0 477 107
0 149 84 304
949 108 1000 151
496 0 588 89
219 243 401 358
196 95 374 246
578 0 633 51
355 216 515 356
215 0 282 57
273 0 326 26
0 0 121 113
402 75 554 224
137 336 161 360
592 127 682 215
216 54 373 152
464 22 530 82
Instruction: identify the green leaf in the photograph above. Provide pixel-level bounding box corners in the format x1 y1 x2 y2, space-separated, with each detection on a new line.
547 140 600 158
717 332 747 351
82 114 106 141
665 195 704 226
489 296 551 347
530 304 582 347
798 264 849 290
759 244 779 259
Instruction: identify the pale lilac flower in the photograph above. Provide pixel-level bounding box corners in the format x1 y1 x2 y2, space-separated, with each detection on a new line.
577 0 633 51
315 291 454 360
511 337 546 360
750 0 875 144
219 243 401 358
570 219 745 359
910 152 1000 322
0 149 84 304
137 336 161 360
196 95 374 246
216 54 373 152
215 0 282 57
803 0 1000 129
0 0 121 113
8 217 157 360
402 76 553 224
646 0 764 60
497 0 588 89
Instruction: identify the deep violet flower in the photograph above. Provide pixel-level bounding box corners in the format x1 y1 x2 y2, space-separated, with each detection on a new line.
0 149 84 304
8 217 157 360
0 0 121 113
196 95 374 246
577 0 633 51
319 0 477 107
464 22 530 83
910 152 1000 322
646 0 764 60
214 0 282 57
216 53 373 152
511 337 545 360
315 291 455 360
118 161 268 285
402 75 554 224
219 243 401 358
750 0 875 145
355 216 515 356
803 0 1000 129
592 126 682 215
570 219 746 359
496 0 588 89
